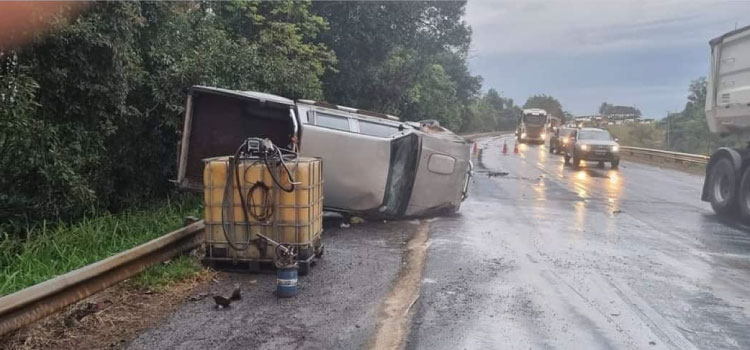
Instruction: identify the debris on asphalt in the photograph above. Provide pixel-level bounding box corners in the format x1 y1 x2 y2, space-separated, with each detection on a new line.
486 171 509 177
613 209 622 214
340 222 351 229
350 216 366 224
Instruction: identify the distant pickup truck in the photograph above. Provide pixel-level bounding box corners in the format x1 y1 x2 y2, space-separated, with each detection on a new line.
176 86 473 218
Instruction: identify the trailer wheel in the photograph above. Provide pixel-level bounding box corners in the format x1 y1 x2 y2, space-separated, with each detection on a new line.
708 157 738 215
738 167 750 222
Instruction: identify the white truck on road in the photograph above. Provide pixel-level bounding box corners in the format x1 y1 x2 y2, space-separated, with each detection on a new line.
702 25 750 219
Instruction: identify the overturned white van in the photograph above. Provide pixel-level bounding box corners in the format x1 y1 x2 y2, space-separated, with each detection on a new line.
176 86 472 218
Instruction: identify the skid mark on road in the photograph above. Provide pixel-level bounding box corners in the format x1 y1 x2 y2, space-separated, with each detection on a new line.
369 221 431 350
608 277 699 350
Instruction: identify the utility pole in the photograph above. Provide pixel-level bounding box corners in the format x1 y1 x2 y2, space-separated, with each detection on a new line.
666 111 670 149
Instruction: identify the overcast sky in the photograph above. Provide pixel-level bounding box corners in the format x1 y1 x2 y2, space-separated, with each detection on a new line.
465 0 750 118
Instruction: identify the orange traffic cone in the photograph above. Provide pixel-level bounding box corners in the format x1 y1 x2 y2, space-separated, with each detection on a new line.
502 141 508 155
513 142 519 154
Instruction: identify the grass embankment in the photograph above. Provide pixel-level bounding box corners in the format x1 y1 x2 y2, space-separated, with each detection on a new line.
606 124 665 150
0 194 204 296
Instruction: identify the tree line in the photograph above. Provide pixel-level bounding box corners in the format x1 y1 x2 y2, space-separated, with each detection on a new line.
0 1 524 233
598 102 641 116
607 77 746 155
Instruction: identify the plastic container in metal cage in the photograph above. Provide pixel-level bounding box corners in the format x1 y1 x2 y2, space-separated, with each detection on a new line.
202 156 323 273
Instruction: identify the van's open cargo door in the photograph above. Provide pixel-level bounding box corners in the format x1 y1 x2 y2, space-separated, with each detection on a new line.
176 86 298 190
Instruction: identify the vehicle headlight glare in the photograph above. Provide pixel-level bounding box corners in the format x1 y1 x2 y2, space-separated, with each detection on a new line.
540 133 546 139
580 144 589 151
612 145 619 152
521 133 526 138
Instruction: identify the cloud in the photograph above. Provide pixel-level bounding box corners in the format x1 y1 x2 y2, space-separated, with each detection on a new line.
464 1 750 117
467 0 750 55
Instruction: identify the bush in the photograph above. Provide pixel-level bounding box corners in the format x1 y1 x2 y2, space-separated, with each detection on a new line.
0 2 334 234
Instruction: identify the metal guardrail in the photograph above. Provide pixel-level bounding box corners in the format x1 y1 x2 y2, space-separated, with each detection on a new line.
620 146 709 165
461 131 512 141
0 220 205 336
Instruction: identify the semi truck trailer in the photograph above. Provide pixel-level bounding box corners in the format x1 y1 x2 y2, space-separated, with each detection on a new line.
701 25 750 219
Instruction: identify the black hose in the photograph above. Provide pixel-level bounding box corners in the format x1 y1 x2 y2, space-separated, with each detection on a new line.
263 146 296 192
221 141 253 251
220 138 298 251
247 180 273 221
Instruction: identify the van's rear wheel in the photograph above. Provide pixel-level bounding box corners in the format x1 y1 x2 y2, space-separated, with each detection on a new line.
708 157 738 216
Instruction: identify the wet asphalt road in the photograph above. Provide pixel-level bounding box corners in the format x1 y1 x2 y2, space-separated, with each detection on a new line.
407 135 750 350
128 134 750 350
127 220 417 350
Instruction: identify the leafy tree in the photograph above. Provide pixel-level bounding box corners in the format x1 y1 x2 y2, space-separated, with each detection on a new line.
1 1 335 232
523 94 564 123
462 88 521 132
312 1 478 128
402 63 462 130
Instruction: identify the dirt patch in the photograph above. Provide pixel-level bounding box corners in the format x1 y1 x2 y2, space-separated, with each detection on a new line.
369 221 431 350
0 269 215 350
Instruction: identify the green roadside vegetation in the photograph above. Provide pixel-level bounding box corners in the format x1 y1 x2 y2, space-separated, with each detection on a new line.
607 123 665 150
0 194 202 296
131 255 203 291
607 78 746 156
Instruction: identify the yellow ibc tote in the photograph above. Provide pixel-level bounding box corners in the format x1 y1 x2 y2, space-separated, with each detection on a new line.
202 156 323 274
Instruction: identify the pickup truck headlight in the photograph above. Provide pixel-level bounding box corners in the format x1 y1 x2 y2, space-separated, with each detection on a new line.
521 133 527 138
580 144 589 151
612 145 619 152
